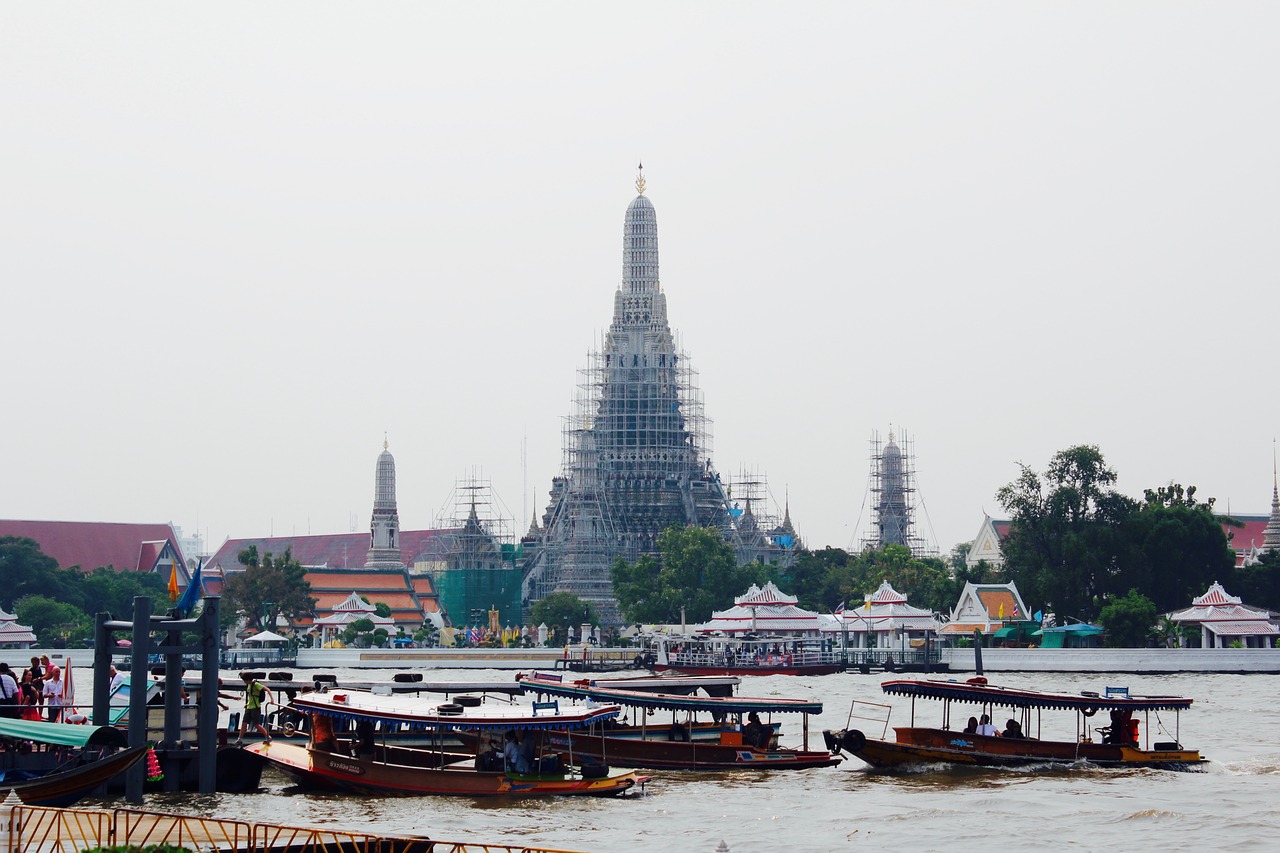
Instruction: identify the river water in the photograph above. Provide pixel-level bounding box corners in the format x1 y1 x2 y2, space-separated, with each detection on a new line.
114 668 1280 853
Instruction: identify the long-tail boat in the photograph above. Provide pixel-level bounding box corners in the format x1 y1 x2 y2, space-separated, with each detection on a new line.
823 677 1205 770
245 689 643 797
0 717 148 806
504 671 841 771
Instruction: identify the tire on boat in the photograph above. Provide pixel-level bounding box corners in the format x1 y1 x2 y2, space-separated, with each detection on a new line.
437 703 465 715
840 729 866 754
453 695 483 707
822 730 842 754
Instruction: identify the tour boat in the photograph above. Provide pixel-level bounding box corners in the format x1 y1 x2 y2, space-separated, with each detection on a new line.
824 677 1205 770
501 671 841 771
648 636 843 677
245 689 644 797
0 717 148 806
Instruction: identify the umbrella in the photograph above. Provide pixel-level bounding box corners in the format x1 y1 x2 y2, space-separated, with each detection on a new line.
244 630 288 644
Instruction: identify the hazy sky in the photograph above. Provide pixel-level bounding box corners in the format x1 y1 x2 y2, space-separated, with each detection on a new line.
3 3 1278 561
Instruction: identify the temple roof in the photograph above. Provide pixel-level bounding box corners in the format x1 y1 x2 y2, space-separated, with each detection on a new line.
0 520 188 578
734 581 798 607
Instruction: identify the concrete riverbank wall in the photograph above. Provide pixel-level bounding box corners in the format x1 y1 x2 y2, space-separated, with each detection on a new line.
940 647 1280 674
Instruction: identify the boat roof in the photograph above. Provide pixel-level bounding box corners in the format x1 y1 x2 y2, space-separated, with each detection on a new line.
881 678 1194 712
291 690 623 731
519 673 824 715
0 717 129 748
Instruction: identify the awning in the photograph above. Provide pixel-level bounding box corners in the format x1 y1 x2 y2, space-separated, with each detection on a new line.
1204 621 1279 637
244 630 289 643
0 717 128 748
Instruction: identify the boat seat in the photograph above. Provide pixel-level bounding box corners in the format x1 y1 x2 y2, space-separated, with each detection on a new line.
532 701 559 716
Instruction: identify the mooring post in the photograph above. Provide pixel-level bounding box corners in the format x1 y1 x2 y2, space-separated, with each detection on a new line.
126 596 152 804
92 612 111 727
162 618 183 792
198 596 221 793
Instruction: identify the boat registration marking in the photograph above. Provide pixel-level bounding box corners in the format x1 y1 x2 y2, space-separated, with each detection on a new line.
948 739 974 749
327 759 365 775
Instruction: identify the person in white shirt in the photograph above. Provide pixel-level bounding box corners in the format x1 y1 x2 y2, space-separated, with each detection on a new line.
0 663 19 719
42 669 64 723
108 665 127 693
975 714 999 737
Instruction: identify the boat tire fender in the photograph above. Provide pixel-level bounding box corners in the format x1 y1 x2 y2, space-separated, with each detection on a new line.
438 703 465 715
840 729 866 753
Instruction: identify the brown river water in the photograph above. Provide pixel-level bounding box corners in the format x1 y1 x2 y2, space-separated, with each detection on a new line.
94 668 1280 853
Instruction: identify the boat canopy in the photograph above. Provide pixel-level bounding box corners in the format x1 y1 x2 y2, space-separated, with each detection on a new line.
881 679 1194 712
0 717 129 748
520 675 823 715
291 692 623 731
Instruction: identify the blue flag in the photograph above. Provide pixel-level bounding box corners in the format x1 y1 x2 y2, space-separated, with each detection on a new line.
175 561 203 616
1034 609 1043 623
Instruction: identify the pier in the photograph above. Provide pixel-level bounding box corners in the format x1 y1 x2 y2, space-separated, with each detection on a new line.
3 803 593 853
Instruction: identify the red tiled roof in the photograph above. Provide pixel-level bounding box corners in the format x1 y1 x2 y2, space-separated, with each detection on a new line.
206 530 455 574
0 520 188 575
976 590 1018 620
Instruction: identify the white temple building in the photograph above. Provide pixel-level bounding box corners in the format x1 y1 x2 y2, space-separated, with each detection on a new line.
313 591 396 646
698 582 826 636
0 608 36 649
1166 581 1279 648
825 580 941 651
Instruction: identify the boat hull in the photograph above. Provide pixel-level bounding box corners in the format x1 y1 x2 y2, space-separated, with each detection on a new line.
455 728 838 771
5 745 149 807
247 741 640 797
651 663 842 677
837 727 1205 770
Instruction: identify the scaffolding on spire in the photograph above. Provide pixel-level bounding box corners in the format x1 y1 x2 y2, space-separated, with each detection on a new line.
862 429 937 557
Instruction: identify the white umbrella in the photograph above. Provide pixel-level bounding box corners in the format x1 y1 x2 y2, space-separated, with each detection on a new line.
244 630 288 644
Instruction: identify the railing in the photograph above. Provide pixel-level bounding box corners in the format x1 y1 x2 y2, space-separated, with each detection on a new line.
2 806 593 853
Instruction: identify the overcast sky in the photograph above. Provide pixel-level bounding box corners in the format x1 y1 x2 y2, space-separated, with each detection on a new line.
3 3 1277 561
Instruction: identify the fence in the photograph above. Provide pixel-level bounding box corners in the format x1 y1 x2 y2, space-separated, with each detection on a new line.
2 805 591 853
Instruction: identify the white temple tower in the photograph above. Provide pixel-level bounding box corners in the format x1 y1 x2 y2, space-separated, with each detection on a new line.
365 437 405 569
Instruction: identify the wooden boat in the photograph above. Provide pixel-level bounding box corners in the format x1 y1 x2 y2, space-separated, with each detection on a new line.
649 636 842 676
824 677 1206 770
502 672 841 771
246 690 643 797
0 717 148 806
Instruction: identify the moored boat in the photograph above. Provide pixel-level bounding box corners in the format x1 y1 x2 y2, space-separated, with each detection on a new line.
824 677 1206 770
246 689 643 797
648 636 843 677
506 671 841 771
0 717 148 806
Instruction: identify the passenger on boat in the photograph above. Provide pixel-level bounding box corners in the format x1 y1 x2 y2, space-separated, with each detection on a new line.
743 712 767 748
312 712 338 753
503 730 531 774
477 739 503 771
1002 719 1024 738
975 714 999 737
963 717 978 734
1103 710 1136 745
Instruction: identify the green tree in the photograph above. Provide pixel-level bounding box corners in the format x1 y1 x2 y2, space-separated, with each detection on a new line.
1124 485 1236 613
78 567 170 618
373 602 393 619
15 594 91 646
1235 549 1280 611
997 445 1138 620
223 546 316 630
1097 589 1158 647
611 526 764 624
340 616 377 646
531 591 598 635
0 536 75 605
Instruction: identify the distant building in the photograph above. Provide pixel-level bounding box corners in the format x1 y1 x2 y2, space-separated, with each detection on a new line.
966 515 1011 571
0 607 36 649
862 430 935 557
0 519 189 584
831 580 942 650
1165 581 1279 648
938 581 1030 640
699 582 825 636
312 590 397 646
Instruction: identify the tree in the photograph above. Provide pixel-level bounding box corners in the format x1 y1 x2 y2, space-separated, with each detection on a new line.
1124 486 1236 613
0 536 75 605
611 526 763 624
223 546 316 630
16 594 91 647
531 592 598 635
997 446 1137 620
340 616 377 647
373 602 393 619
1097 589 1157 647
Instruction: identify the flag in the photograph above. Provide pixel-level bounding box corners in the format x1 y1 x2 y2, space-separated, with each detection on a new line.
175 561 202 616
834 601 846 616
998 602 1005 619
1034 610 1043 623
1013 602 1021 618
167 565 180 602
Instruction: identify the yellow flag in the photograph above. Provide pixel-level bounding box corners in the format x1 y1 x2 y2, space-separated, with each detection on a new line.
168 565 180 602
998 602 1005 619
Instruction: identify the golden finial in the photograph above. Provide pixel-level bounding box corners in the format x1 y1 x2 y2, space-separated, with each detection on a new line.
384 432 389 451
635 162 646 196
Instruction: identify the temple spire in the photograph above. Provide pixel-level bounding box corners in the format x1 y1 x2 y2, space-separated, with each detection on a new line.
635 162 646 195
1265 439 1280 551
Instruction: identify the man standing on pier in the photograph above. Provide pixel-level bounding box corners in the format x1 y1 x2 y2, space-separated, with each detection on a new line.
237 673 273 746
